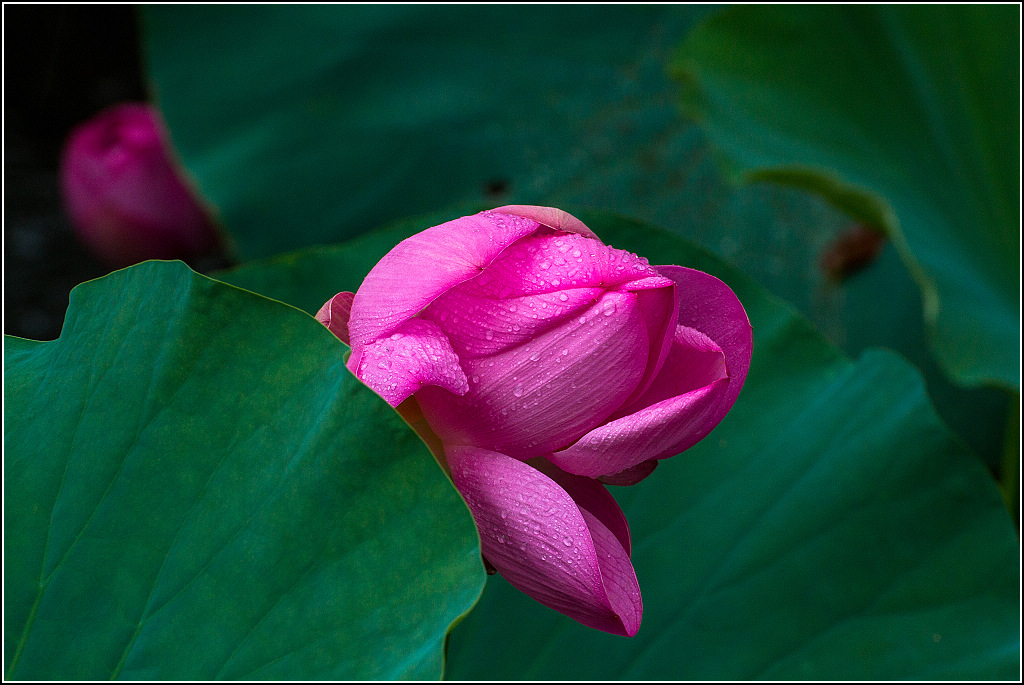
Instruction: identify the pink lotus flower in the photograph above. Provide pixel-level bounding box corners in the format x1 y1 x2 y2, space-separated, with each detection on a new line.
317 206 751 636
60 103 220 267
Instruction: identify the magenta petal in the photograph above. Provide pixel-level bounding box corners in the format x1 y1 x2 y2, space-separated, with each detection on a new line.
529 457 632 555
620 282 678 406
347 211 541 348
315 291 355 345
417 290 649 458
656 265 753 417
447 446 641 636
424 286 604 359
347 318 468 407
494 204 599 239
547 325 730 477
599 459 659 486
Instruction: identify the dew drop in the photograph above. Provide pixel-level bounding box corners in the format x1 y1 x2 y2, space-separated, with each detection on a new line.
472 375 480 384
558 292 569 302
572 248 582 258
485 329 494 340
529 352 540 362
513 385 524 397
562 537 573 547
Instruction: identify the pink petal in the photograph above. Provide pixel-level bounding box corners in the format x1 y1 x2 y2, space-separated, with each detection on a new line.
423 286 605 359
599 459 658 486
347 210 542 349
443 232 671 300
416 289 649 459
315 291 355 345
346 318 468 407
547 325 730 477
656 265 753 418
619 282 678 407
528 457 632 555
494 204 599 240
447 445 641 636
422 231 675 360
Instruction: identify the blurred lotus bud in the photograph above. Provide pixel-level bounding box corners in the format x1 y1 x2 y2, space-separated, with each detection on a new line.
59 103 220 267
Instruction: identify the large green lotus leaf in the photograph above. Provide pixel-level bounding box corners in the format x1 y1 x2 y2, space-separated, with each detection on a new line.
209 211 1019 678
142 5 1010 465
140 4 718 259
3 261 484 680
671 4 1020 389
138 5 973 390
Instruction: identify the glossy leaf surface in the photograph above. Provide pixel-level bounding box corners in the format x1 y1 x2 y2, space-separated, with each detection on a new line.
672 4 1020 388
142 5 1009 467
3 261 484 680
219 212 1018 679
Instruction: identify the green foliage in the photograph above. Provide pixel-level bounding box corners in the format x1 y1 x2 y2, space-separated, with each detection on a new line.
213 211 1020 680
19 5 1009 677
3 262 484 680
672 4 1020 389
141 4 716 260
142 4 1010 471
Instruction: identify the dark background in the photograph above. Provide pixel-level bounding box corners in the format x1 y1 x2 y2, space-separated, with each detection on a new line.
5 5 146 341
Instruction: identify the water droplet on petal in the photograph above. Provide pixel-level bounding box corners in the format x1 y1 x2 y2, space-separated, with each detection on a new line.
563 537 573 547
558 292 569 302
485 329 494 340
513 385 524 397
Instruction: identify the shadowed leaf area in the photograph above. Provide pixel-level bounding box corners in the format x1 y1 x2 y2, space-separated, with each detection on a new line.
671 4 1020 389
